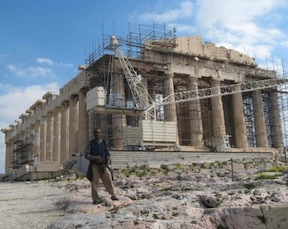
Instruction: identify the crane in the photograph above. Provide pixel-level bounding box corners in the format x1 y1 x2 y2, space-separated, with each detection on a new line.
110 36 155 120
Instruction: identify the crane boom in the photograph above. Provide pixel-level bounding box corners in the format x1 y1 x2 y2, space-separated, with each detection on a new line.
110 36 155 119
158 77 288 106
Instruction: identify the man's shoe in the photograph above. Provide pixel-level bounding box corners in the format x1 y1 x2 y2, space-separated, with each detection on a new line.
111 195 119 201
92 199 102 205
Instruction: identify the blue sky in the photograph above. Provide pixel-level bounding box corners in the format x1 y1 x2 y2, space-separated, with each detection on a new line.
1 0 288 174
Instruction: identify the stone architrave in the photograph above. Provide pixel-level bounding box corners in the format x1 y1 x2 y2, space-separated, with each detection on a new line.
252 90 268 147
188 76 203 147
232 85 248 148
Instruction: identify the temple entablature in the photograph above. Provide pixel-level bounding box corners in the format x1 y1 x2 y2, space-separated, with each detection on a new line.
144 35 257 67
3 71 87 142
42 91 58 105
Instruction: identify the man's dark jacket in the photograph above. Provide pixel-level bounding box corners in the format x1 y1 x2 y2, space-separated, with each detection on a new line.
86 140 110 181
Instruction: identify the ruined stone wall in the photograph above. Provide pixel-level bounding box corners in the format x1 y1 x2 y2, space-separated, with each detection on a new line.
2 71 89 177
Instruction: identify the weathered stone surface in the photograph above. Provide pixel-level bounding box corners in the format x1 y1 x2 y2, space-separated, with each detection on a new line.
261 204 288 229
2 161 288 229
221 207 266 229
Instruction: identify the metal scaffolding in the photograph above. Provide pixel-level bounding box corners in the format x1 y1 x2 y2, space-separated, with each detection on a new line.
84 23 288 151
278 60 288 147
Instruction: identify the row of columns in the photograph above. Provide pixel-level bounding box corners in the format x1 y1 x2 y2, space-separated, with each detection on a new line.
3 73 284 174
10 90 88 169
166 75 283 149
109 72 282 149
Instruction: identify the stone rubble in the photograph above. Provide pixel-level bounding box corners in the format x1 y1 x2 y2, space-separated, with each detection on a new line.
46 158 288 229
1 158 288 229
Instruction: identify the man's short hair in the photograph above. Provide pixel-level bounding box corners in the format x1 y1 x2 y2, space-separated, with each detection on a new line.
92 128 101 134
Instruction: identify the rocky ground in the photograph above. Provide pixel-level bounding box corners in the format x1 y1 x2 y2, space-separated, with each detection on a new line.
1 158 288 229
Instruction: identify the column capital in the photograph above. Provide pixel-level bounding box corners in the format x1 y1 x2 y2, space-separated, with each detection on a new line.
188 76 198 83
70 93 78 100
53 105 61 112
79 87 89 95
61 100 69 107
29 123 35 131
210 78 223 87
78 90 87 99
166 72 174 79
210 77 223 82
40 116 47 124
47 111 54 116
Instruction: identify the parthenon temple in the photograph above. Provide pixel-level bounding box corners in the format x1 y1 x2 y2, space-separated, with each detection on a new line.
2 24 288 180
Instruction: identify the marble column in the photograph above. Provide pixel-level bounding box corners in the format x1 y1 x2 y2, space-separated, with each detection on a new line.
69 95 78 157
61 101 69 162
163 73 179 146
33 120 41 164
40 116 47 161
210 79 226 137
163 74 177 122
46 112 54 161
78 90 88 155
27 124 34 162
11 136 16 168
142 78 151 114
232 86 248 148
112 73 125 148
5 140 12 174
188 77 203 147
53 107 61 162
147 79 156 120
270 90 283 148
252 90 268 147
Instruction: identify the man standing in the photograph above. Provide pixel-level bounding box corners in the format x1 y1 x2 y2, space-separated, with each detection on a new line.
85 128 118 204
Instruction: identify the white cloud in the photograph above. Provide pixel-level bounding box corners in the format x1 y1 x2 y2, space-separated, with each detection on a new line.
258 56 286 75
37 57 74 68
194 0 287 62
136 0 287 64
281 41 288 48
167 23 196 34
0 83 60 174
7 64 54 78
139 0 194 23
0 83 59 121
196 0 283 28
56 62 74 68
37 58 53 65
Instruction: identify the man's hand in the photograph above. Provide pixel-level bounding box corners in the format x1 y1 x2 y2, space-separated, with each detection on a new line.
92 156 102 163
